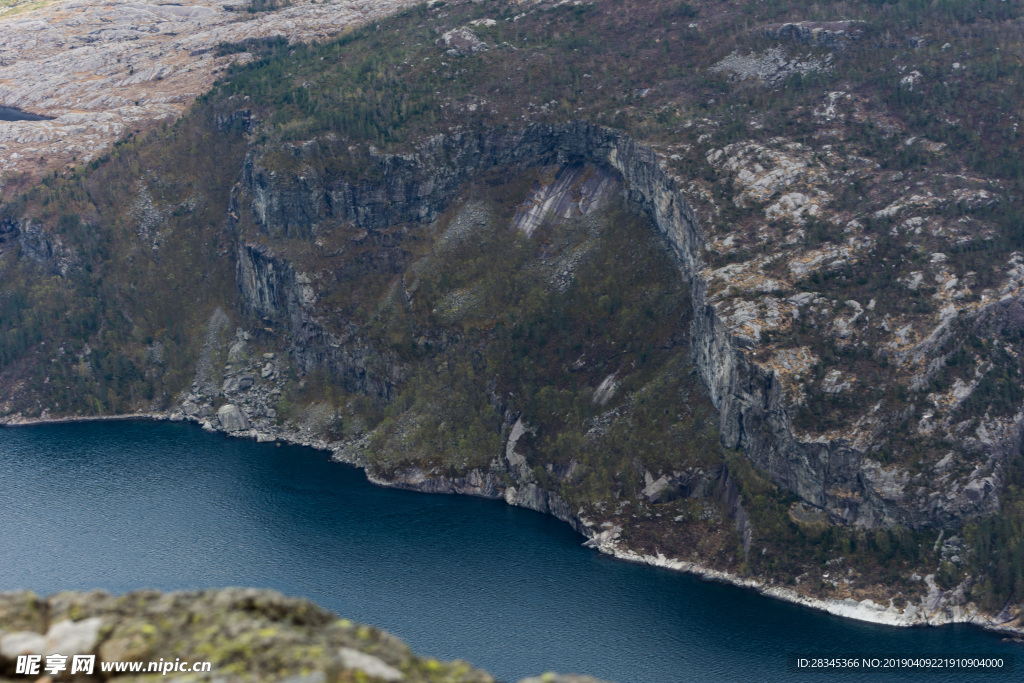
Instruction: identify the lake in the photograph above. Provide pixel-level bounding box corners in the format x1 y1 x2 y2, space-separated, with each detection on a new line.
0 421 1017 681
0 106 51 122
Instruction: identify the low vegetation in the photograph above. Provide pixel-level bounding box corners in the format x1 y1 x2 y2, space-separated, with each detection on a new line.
3 0 1024 616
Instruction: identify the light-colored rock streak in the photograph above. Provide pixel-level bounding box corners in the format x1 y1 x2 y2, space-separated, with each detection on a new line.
0 0 419 178
511 164 617 237
588 536 1019 635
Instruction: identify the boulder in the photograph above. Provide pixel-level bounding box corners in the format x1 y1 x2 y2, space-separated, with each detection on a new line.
43 618 103 655
641 473 674 503
217 404 250 432
222 373 255 394
336 648 403 682
227 340 247 363
0 617 102 661
0 632 45 660
436 28 488 56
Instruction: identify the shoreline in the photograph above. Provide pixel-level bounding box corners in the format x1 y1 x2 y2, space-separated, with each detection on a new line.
4 410 1023 642
0 412 166 427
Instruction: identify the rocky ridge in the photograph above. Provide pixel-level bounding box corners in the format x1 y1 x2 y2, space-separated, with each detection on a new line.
0 0 418 180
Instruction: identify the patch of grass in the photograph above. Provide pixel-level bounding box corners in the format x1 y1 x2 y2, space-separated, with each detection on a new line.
0 0 51 19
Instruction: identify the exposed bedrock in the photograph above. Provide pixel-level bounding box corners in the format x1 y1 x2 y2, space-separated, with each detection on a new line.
367 455 753 561
236 241 401 399
235 120 1014 530
0 587 552 683
0 215 70 277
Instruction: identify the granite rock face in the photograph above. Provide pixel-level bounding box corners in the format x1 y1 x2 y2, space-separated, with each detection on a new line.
0 217 72 276
217 403 250 431
711 47 830 85
235 241 403 399
436 27 489 56
763 20 864 49
233 120 1020 531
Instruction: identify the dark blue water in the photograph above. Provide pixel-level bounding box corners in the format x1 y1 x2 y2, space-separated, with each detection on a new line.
0 421 1017 682
0 106 51 122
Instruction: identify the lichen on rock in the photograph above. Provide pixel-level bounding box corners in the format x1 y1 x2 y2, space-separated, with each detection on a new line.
0 588 610 683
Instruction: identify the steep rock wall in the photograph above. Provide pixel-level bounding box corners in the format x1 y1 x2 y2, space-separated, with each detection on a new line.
236 242 401 398
0 216 67 276
235 121 1007 530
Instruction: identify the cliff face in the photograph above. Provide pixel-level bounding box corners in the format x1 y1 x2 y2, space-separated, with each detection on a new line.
4 0 1024 628
233 120 1009 532
2 0 1014 539
236 241 401 398
240 124 703 260
0 217 69 277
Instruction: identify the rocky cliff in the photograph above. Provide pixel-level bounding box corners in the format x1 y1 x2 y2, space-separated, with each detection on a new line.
233 119 1009 533
1 0 1015 539
4 0 1024 633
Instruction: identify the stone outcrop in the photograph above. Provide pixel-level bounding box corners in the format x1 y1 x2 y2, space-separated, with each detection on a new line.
763 21 864 49
234 120 1016 531
217 403 250 431
511 164 619 237
711 47 831 84
239 123 702 266
235 242 403 398
1 588 609 682
436 27 489 56
0 217 73 276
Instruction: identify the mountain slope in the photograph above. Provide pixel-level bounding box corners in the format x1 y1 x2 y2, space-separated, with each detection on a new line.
2 0 1024 631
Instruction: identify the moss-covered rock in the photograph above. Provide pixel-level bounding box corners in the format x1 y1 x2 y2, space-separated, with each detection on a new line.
0 588 609 683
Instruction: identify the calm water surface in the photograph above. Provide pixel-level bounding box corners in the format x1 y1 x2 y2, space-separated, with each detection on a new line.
0 106 51 122
0 421 1017 682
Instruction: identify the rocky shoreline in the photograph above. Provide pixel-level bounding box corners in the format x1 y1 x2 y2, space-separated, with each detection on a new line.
4 411 1022 643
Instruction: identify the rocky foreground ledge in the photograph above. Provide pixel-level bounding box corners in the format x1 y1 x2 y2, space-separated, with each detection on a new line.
0 589 606 683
